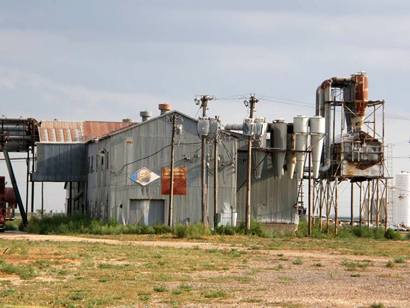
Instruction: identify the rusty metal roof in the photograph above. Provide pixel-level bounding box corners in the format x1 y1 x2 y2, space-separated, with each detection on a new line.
38 120 132 143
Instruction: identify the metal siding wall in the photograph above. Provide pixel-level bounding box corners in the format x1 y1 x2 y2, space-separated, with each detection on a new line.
34 143 86 182
236 149 298 224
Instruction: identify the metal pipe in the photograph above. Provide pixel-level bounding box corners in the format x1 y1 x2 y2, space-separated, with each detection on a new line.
224 123 243 131
0 125 28 131
1 136 33 140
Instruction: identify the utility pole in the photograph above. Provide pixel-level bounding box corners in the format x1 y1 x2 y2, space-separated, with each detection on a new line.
213 116 219 229
25 151 29 214
196 95 214 227
350 181 354 226
245 95 258 231
41 182 44 218
308 151 312 236
168 113 177 227
31 145 35 213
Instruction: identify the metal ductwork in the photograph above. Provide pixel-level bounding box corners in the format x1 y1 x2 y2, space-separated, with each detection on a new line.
140 111 151 122
309 116 325 179
293 115 309 179
270 120 287 177
285 123 296 179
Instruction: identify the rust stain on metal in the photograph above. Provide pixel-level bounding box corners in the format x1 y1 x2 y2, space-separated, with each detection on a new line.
161 167 187 195
353 73 368 117
39 120 132 143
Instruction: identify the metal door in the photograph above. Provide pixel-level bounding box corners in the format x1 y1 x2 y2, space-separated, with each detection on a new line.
129 199 165 225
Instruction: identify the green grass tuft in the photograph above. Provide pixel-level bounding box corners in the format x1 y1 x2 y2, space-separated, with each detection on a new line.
153 285 168 293
393 256 406 264
0 260 37 280
203 289 226 299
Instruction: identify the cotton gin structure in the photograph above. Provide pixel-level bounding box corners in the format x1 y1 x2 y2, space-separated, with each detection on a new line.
311 72 389 232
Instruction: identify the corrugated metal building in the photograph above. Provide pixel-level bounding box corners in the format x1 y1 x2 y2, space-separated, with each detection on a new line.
85 111 237 226
34 109 299 226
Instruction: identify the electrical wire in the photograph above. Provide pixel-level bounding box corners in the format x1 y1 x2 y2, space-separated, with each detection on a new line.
112 141 202 175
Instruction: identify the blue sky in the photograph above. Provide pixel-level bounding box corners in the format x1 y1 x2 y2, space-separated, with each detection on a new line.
1 1 410 213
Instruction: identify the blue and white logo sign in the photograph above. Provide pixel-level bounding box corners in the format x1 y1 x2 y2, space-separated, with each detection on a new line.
130 167 160 186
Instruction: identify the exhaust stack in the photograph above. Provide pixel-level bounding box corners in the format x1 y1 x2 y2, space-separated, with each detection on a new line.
293 115 309 179
309 116 325 178
140 111 151 122
159 103 172 115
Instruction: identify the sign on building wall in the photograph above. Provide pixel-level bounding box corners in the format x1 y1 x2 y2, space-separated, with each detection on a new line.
130 167 160 186
161 167 187 195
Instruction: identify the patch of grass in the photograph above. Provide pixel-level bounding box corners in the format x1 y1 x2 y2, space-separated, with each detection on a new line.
153 285 168 293
278 276 294 284
173 223 210 239
203 289 226 299
370 303 385 308
341 259 370 271
385 261 394 268
228 248 242 258
393 256 406 264
4 221 19 231
172 289 182 295
384 228 402 240
313 262 323 267
138 293 150 302
350 273 361 277
26 214 171 235
178 284 192 292
69 290 86 301
0 288 16 297
214 225 236 235
0 260 37 279
292 257 303 265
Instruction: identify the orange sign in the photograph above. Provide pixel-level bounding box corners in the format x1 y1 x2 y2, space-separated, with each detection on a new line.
161 167 187 195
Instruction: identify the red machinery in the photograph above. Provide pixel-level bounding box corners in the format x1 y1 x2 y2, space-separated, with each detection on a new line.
0 176 16 231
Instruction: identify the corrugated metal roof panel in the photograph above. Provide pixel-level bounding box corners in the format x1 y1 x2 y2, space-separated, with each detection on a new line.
39 121 83 143
83 121 130 141
38 120 132 143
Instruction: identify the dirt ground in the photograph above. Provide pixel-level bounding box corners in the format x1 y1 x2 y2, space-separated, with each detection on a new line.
0 232 409 307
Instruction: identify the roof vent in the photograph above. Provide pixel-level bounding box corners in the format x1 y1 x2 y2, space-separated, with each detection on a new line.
140 111 151 122
159 103 172 115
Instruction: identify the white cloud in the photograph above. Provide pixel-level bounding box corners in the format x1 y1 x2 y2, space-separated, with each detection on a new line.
0 67 167 120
